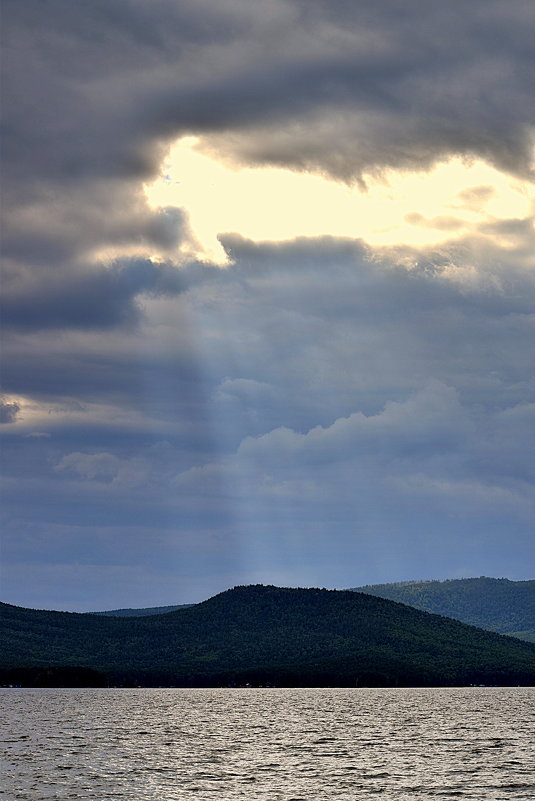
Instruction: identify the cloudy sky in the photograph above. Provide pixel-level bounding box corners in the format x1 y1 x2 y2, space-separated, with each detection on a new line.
1 0 534 611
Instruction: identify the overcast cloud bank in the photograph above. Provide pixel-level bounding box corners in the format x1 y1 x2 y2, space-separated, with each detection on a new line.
1 1 534 608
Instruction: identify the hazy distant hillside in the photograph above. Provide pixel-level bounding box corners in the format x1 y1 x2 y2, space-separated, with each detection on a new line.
2 585 535 687
352 578 535 641
89 604 192 617
508 630 535 644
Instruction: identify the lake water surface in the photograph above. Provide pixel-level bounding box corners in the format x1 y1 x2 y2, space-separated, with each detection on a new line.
1 687 533 800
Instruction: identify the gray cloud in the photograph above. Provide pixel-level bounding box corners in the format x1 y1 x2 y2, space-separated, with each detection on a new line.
0 399 20 424
56 451 150 488
1 257 194 332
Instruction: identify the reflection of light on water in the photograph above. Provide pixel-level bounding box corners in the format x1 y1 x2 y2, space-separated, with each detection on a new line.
144 136 533 263
2 687 533 798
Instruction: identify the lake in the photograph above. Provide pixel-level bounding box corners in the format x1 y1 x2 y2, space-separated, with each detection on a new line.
1 687 533 800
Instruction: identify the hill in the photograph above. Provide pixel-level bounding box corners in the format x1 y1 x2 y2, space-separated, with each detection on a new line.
88 604 192 617
2 585 535 687
351 577 535 641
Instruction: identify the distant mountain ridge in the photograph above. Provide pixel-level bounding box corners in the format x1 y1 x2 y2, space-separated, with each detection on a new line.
86 576 535 643
351 577 535 642
89 604 192 617
2 585 535 687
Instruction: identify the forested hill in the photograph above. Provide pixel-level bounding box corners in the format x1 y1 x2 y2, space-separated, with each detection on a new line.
2 585 535 687
351 578 535 640
89 604 192 617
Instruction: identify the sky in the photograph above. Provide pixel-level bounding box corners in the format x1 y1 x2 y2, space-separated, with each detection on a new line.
1 0 534 611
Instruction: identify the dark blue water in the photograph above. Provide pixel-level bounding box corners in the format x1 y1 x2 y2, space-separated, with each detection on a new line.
1 687 533 799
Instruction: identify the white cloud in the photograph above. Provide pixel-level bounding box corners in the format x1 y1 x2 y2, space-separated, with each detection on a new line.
56 452 149 488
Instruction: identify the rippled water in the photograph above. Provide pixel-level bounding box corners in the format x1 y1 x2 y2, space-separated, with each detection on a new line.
1 687 533 800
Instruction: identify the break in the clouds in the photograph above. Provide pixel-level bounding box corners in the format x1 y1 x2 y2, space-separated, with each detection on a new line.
1 0 534 610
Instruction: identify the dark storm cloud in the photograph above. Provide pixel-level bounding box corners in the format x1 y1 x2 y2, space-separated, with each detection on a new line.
172 1 535 180
1 200 184 267
2 0 534 336
0 257 191 332
3 0 535 202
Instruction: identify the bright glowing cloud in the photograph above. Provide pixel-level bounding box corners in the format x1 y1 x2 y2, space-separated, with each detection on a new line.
0 394 162 434
145 137 533 262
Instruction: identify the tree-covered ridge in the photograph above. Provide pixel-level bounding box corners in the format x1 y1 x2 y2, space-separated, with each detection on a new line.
2 585 535 687
351 577 535 639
